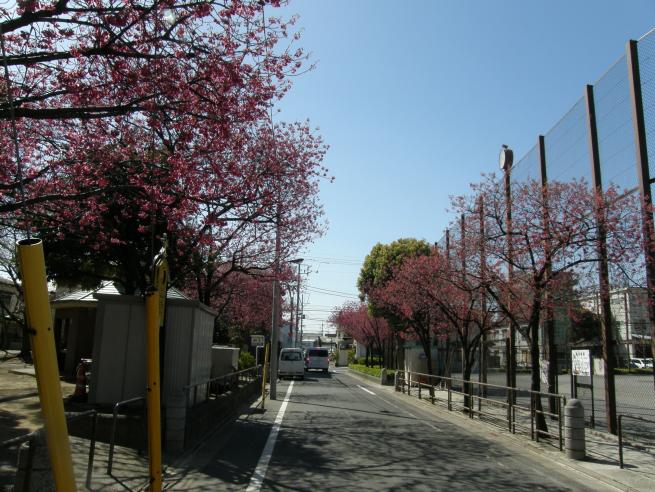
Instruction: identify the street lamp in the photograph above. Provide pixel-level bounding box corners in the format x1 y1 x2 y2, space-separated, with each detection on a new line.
290 258 303 347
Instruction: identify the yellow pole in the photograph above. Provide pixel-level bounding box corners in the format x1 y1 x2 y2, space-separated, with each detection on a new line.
261 343 270 409
17 238 76 491
145 289 162 492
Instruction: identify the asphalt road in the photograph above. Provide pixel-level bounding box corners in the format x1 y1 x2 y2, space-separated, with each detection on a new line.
168 368 616 491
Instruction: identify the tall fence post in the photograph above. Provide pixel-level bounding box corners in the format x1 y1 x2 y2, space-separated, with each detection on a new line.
585 83 617 434
627 39 655 394
538 136 558 416
501 147 517 394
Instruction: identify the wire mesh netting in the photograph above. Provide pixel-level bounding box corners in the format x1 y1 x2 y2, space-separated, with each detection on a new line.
544 97 590 185
594 55 639 193
510 144 540 186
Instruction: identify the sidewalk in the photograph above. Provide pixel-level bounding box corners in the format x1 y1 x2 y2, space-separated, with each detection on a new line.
346 368 655 492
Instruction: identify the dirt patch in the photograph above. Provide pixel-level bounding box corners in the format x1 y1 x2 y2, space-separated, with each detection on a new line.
0 354 75 442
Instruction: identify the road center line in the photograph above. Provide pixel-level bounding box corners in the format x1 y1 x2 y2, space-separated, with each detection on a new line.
357 385 376 395
246 381 294 492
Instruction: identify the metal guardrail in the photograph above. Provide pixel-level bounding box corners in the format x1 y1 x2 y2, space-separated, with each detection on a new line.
107 396 146 475
618 414 655 469
0 410 98 491
182 365 262 407
396 370 565 451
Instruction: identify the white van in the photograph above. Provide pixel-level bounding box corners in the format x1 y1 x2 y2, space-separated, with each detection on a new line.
278 348 304 379
305 347 330 372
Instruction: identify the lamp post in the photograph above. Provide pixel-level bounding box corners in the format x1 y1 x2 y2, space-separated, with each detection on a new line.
290 259 303 347
499 144 517 392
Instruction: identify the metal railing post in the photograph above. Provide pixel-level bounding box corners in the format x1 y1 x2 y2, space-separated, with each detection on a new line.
507 387 513 432
431 377 435 405
618 415 624 468
448 379 452 411
469 383 474 418
558 397 563 451
530 393 535 441
86 411 97 489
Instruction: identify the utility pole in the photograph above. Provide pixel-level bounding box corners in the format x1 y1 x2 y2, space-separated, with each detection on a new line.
269 210 281 400
299 295 304 349
290 259 303 347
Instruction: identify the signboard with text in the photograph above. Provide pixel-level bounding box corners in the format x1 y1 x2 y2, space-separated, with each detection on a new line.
571 349 591 376
251 335 265 347
540 360 549 384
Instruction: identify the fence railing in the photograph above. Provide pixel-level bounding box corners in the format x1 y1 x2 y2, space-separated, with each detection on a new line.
106 396 146 475
396 370 565 451
182 365 262 407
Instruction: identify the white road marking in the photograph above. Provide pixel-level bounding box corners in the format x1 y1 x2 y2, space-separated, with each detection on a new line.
403 409 441 431
245 381 294 492
354 380 442 432
358 385 376 395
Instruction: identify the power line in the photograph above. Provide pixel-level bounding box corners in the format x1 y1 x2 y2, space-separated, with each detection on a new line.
305 285 360 297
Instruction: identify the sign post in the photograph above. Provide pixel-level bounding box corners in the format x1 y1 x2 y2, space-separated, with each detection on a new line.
571 349 594 428
145 238 168 492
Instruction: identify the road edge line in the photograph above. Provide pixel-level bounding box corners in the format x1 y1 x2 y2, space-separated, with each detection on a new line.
245 381 294 492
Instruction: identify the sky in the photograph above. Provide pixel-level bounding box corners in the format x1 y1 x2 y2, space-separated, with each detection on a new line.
272 0 655 337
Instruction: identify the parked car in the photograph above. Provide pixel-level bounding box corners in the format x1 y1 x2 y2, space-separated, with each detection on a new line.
305 347 330 373
278 348 304 379
629 358 648 369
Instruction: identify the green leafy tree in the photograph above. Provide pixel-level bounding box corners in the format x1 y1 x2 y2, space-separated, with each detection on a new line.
357 238 431 311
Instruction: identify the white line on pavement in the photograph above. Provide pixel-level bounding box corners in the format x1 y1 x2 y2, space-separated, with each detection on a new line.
358 383 442 432
245 381 294 492
357 385 376 395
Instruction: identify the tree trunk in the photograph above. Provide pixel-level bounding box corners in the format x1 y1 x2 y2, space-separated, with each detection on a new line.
530 318 548 435
365 345 370 367
421 336 435 397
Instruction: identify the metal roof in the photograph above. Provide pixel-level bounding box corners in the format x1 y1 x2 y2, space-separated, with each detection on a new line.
53 281 192 304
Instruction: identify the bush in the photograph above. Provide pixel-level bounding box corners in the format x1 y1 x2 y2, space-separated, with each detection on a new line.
349 363 396 380
238 351 256 370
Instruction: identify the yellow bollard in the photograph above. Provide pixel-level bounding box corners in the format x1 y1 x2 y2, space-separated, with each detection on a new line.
17 238 77 491
261 343 270 410
144 289 162 492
